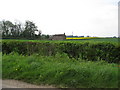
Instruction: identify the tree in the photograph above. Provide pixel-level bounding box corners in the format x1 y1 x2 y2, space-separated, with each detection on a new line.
0 20 14 37
0 20 41 39
22 21 38 39
0 20 23 38
11 22 23 37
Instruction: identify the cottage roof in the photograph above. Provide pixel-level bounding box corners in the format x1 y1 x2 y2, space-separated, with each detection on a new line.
53 33 65 36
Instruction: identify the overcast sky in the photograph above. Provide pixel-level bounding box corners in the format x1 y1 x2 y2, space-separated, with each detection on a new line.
0 0 119 37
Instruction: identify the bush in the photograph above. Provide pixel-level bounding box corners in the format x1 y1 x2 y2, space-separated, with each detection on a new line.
2 40 120 63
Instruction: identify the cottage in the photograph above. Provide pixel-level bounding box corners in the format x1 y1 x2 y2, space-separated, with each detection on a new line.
51 33 66 40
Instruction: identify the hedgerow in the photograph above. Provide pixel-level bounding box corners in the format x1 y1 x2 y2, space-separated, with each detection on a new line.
2 40 120 63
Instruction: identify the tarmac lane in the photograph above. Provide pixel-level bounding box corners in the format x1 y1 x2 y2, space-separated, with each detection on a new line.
1 79 61 90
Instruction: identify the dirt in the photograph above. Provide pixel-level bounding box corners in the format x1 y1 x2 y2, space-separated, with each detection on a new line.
2 79 59 89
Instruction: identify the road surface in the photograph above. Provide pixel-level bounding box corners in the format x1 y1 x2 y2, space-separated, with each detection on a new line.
2 79 59 89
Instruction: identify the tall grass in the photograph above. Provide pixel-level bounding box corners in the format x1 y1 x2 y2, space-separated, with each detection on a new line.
2 52 118 88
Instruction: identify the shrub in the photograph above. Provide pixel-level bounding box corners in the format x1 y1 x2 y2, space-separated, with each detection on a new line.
2 40 120 63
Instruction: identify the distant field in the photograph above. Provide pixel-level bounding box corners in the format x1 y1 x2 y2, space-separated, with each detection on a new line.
86 38 119 42
66 37 98 40
2 38 119 47
2 37 119 42
66 37 119 42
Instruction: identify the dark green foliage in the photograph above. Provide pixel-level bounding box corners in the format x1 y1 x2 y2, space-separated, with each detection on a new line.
2 40 119 63
2 53 118 88
0 20 41 39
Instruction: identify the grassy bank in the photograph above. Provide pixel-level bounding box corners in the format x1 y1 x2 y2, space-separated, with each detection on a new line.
2 53 118 88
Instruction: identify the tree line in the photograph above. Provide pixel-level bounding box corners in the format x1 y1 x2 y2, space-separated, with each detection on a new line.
0 20 49 40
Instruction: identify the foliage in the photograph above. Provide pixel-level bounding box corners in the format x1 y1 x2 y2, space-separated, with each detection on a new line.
22 21 38 39
2 53 118 88
0 20 41 39
2 39 120 63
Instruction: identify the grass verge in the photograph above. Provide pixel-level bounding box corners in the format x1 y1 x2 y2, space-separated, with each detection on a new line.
2 52 118 88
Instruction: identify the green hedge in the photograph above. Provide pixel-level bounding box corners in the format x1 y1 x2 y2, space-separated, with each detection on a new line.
2 40 120 63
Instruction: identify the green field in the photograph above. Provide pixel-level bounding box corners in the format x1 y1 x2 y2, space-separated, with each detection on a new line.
2 38 120 88
2 37 119 42
1 38 119 47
